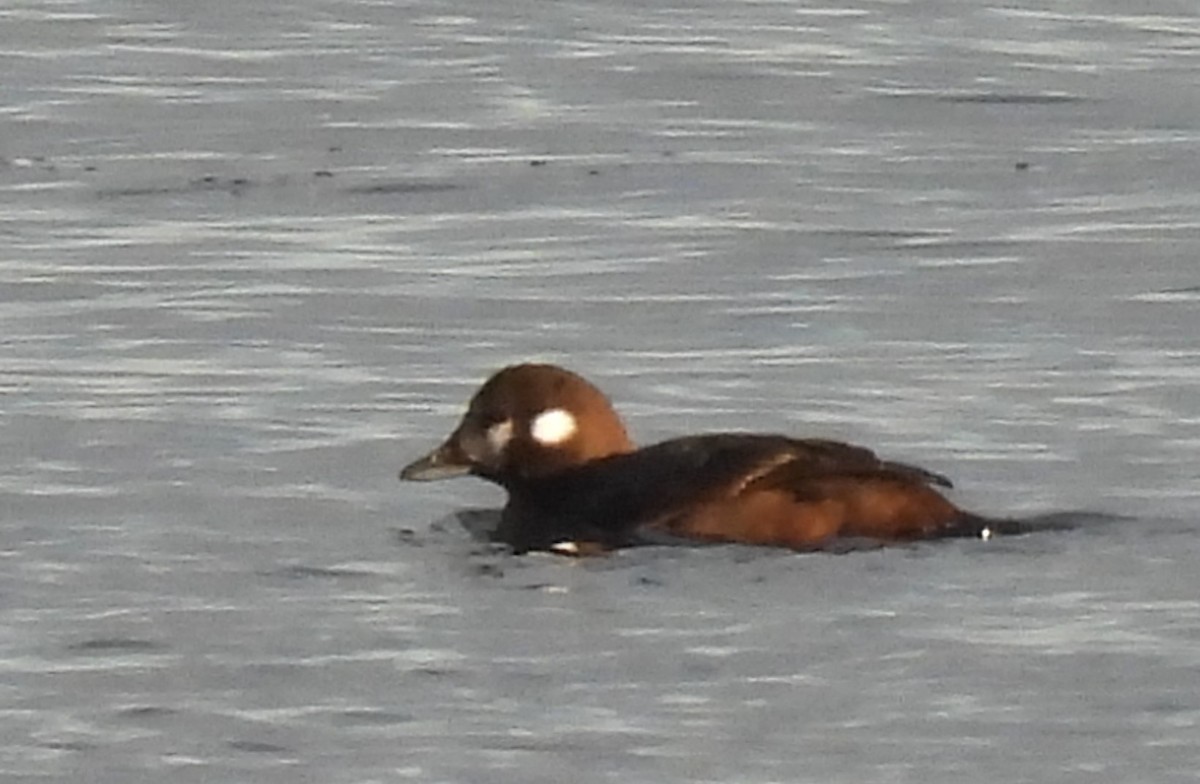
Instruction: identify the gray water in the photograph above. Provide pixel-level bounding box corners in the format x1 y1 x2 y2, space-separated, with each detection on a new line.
3 1 1200 781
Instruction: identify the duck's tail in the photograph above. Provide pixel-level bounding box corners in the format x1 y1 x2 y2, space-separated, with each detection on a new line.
940 511 1125 540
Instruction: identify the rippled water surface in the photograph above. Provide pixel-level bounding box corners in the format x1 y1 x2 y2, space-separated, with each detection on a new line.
3 1 1200 781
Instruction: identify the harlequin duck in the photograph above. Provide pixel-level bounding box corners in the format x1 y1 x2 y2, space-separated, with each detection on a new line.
400 363 1003 554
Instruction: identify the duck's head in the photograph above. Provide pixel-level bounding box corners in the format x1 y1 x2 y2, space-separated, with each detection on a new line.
400 363 635 486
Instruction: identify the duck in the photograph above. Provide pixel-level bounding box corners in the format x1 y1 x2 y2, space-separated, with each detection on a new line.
400 363 1002 554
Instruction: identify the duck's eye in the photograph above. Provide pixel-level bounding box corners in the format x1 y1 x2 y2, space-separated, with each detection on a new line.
530 408 577 446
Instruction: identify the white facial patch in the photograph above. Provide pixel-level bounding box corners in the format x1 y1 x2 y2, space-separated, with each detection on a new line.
486 419 514 453
530 408 577 446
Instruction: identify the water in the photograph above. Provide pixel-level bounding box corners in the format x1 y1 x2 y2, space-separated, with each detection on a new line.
2 1 1199 781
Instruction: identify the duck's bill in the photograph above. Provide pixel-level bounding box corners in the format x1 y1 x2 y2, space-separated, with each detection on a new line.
399 444 472 481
